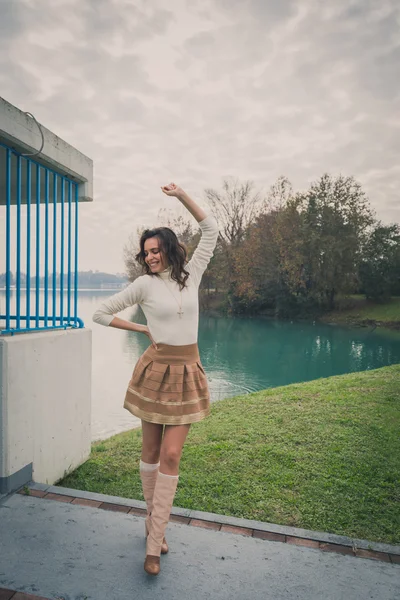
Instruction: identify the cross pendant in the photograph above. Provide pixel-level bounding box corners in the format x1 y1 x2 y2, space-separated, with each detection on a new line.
177 310 184 318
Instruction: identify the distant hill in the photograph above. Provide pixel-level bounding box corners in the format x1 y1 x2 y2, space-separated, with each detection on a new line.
0 271 129 289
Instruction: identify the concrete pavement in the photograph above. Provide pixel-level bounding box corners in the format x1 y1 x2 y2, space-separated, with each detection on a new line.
0 487 399 600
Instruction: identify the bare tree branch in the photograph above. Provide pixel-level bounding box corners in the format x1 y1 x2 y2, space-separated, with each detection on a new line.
204 177 264 246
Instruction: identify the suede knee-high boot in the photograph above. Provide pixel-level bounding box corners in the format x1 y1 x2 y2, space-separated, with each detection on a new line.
139 460 168 554
144 471 179 576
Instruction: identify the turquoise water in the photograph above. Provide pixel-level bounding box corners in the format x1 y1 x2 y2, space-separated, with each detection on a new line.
198 314 400 391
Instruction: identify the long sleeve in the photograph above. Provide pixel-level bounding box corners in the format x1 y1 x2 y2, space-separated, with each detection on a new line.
187 214 219 287
92 276 146 327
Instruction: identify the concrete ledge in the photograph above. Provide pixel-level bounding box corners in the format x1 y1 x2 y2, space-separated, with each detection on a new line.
0 97 93 204
25 481 400 557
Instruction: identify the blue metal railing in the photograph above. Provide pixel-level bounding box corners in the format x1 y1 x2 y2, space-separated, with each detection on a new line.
0 141 84 334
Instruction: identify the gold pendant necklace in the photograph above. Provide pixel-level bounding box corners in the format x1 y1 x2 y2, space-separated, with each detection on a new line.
160 276 184 318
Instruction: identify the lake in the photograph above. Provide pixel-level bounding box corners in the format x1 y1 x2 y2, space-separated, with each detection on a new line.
2 289 400 442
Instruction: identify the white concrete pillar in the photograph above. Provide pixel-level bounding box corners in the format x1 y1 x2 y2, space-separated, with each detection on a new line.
0 328 91 493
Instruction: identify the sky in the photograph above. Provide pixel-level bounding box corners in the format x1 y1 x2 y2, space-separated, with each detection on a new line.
1 0 399 274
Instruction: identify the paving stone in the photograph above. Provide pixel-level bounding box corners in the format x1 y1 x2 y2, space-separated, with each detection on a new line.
169 515 191 525
252 530 286 542
189 519 221 530
389 554 400 564
25 490 47 498
98 502 130 513
319 543 355 556
354 549 391 562
220 525 253 537
71 498 102 508
42 493 73 503
127 507 147 517
286 536 320 548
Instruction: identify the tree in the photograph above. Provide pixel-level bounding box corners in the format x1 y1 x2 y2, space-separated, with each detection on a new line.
204 178 264 310
298 174 375 309
231 210 281 312
264 175 294 211
232 196 309 317
204 178 264 247
359 222 400 301
228 173 378 316
0 272 15 286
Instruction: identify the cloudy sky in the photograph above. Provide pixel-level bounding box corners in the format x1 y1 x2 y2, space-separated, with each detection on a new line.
1 0 399 274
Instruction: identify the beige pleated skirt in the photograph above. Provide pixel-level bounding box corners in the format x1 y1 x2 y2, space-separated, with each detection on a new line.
123 342 211 425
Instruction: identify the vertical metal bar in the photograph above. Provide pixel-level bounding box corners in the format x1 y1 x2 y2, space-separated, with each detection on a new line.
67 180 72 323
1 144 82 333
26 160 31 328
74 183 79 325
5 149 11 331
16 155 21 329
60 177 65 326
44 169 49 327
35 164 41 327
52 173 57 326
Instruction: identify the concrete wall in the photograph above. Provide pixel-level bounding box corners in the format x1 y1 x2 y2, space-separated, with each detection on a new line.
0 96 93 205
0 329 92 493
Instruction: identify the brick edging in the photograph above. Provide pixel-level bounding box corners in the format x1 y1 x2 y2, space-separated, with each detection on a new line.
14 485 400 566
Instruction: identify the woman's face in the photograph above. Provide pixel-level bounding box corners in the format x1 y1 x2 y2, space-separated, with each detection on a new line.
144 236 168 273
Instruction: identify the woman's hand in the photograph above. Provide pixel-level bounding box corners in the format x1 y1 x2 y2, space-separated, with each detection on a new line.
161 182 184 197
142 325 158 350
161 182 207 222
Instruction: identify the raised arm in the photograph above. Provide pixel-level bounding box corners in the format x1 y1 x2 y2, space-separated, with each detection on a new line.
161 182 207 223
186 214 219 285
161 182 219 285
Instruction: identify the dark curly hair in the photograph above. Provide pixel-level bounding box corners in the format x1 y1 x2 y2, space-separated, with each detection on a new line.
135 227 190 290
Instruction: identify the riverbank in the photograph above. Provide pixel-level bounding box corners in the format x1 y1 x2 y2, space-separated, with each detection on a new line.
318 295 400 330
201 293 400 331
56 363 400 545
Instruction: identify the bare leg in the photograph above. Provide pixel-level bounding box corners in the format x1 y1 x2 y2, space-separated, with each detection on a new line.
159 423 191 475
143 423 191 574
141 420 163 464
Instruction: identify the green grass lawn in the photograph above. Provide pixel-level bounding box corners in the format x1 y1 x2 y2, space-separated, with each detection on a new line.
321 295 400 325
56 364 400 546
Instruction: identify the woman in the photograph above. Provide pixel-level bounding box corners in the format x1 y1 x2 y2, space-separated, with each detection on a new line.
92 183 219 576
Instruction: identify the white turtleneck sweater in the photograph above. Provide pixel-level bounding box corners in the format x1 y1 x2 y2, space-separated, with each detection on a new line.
92 214 219 345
